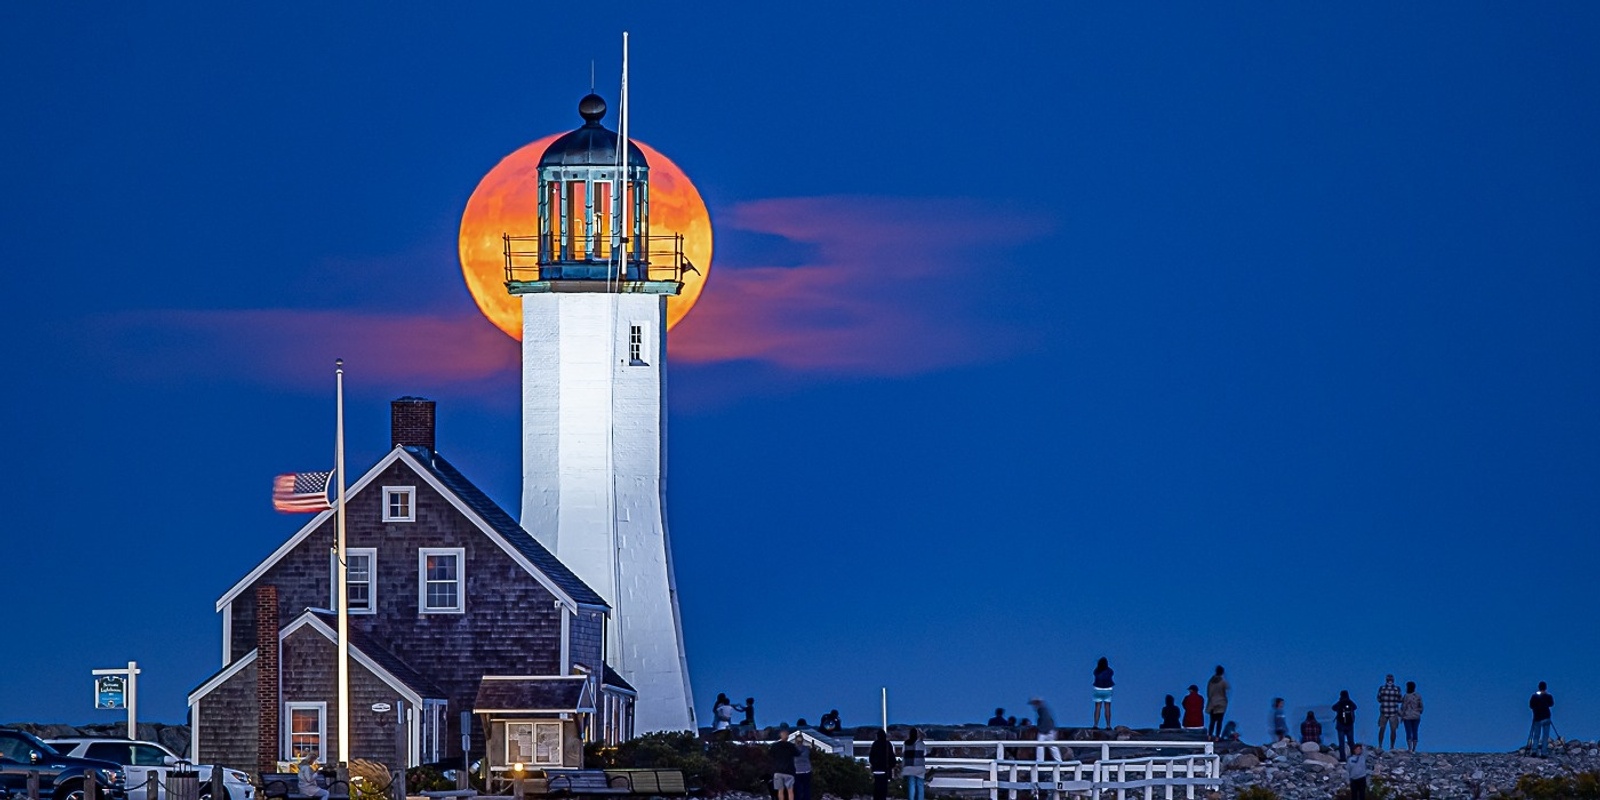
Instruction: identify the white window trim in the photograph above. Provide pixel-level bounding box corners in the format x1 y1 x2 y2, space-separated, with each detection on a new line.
627 322 648 366
503 720 564 767
284 701 327 762
418 547 466 614
330 548 378 615
383 486 416 522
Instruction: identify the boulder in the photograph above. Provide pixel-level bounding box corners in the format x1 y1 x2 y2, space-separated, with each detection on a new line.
1225 754 1261 771
1304 751 1338 766
1300 741 1321 753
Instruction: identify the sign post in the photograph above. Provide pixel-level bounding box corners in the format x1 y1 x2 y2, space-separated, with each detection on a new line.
92 661 140 738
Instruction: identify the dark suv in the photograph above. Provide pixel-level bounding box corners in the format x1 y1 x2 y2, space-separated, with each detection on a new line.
0 729 125 800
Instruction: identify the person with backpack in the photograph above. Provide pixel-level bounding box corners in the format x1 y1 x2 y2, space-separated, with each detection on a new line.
1333 690 1358 757
1400 682 1424 752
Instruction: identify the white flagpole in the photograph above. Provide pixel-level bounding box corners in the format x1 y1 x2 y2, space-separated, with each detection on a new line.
335 358 350 766
619 31 629 284
881 687 888 732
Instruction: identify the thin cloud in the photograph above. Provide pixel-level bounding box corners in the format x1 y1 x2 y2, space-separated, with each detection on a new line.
93 196 1052 398
669 195 1054 375
93 308 517 394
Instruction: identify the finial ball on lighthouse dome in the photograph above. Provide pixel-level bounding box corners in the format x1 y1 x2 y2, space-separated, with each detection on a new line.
578 93 607 123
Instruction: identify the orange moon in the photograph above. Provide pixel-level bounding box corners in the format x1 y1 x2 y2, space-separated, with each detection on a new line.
459 135 713 339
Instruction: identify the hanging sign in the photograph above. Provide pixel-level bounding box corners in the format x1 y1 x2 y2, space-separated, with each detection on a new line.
95 675 127 710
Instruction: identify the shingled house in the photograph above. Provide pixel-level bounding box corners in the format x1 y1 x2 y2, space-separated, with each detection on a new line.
187 398 634 775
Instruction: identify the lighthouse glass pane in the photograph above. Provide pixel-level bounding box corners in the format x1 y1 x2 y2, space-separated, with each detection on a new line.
566 181 586 259
593 182 612 260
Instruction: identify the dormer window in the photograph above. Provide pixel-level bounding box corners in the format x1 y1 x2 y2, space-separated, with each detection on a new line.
383 487 415 522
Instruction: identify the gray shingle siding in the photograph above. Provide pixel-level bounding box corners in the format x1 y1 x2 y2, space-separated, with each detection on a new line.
216 455 584 761
196 659 258 773
281 625 405 765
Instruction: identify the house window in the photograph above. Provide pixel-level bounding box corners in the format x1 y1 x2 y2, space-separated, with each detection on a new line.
419 548 465 613
505 721 563 766
285 702 326 761
628 324 645 365
331 548 377 614
383 487 415 522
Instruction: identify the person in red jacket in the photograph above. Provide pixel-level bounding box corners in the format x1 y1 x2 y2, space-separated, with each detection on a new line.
1181 685 1205 730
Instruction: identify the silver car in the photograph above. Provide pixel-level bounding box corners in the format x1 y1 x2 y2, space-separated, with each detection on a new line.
44 740 254 800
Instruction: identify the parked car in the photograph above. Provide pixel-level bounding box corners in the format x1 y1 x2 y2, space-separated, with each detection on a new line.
43 741 251 800
0 729 126 800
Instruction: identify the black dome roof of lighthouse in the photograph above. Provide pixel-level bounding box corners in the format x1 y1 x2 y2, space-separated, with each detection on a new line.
538 93 648 169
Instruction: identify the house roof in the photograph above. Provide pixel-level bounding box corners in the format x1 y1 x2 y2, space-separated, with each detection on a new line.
404 447 605 607
307 610 448 698
216 446 607 611
474 676 594 714
601 664 635 694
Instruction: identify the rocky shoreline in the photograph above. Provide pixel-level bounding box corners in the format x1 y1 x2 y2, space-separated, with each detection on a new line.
1217 737 1600 799
9 721 1597 799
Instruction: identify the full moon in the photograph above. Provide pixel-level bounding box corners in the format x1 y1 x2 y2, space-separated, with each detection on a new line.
459 135 713 339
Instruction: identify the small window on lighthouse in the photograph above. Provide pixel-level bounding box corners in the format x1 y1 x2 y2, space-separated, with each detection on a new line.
628 324 646 366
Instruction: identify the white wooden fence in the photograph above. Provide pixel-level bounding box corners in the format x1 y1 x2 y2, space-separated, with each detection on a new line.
789 734 1221 800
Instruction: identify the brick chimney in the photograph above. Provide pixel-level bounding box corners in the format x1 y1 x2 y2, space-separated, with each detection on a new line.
255 585 280 773
391 397 436 452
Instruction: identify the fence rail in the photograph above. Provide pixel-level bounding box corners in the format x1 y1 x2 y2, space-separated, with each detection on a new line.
785 734 1221 800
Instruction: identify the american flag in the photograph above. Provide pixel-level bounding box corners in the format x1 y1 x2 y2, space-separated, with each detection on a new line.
272 470 334 513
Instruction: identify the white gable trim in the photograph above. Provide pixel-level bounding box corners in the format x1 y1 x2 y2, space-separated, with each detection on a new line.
216 447 588 612
280 611 426 707
188 649 258 706
216 447 408 611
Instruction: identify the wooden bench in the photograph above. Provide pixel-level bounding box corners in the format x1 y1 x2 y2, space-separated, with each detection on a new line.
259 773 350 800
601 770 687 797
522 769 686 799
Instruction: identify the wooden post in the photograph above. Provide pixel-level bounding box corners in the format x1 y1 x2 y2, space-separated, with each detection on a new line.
146 773 160 800
26 769 40 800
211 767 224 800
513 776 525 800
390 770 404 800
84 769 98 800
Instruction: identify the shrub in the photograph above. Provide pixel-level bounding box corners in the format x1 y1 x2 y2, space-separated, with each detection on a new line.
1491 771 1600 800
585 732 873 798
809 750 871 799
1236 787 1280 800
406 765 454 794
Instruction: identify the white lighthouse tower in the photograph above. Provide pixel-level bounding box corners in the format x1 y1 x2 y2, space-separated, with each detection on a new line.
506 92 695 733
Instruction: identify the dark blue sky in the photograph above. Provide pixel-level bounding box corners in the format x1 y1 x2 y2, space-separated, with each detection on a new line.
3 3 1596 752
